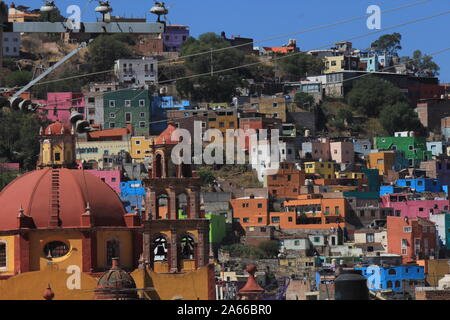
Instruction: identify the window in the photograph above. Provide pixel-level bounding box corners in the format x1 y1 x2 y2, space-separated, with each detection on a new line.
109 100 116 107
125 100 131 107
388 269 397 275
0 242 6 269
271 216 280 223
404 226 412 233
258 203 263 208
366 233 375 243
313 237 321 243
106 239 120 267
125 112 132 123
294 240 300 246
139 99 146 107
288 217 293 222
258 218 263 223
109 112 116 119
54 153 61 161
395 280 401 288
243 218 249 223
387 280 393 288
110 122 115 128
335 206 340 215
139 121 146 128
43 241 69 258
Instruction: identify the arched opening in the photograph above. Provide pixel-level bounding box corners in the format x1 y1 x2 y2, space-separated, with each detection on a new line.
388 269 397 275
387 280 393 289
181 164 192 178
176 193 188 219
395 280 401 288
155 153 163 178
180 235 195 260
153 236 168 262
44 241 69 259
106 239 120 267
157 194 169 219
167 161 176 178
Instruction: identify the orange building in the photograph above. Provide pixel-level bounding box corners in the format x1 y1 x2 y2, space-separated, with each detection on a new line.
387 216 438 264
367 151 397 176
230 196 269 230
276 194 348 230
266 162 305 199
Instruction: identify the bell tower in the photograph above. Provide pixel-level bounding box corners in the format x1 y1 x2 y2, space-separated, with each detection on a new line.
142 125 210 273
37 121 77 169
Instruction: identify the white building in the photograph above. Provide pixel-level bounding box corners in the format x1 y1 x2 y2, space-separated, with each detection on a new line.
114 57 158 86
2 32 20 57
85 82 119 127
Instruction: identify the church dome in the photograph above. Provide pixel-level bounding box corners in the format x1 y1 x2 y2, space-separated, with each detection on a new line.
43 121 71 135
0 168 127 231
95 258 138 300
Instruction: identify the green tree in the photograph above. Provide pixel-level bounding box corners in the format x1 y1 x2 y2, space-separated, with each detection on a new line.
198 168 215 186
37 8 65 23
0 110 49 170
176 33 247 102
4 70 32 88
85 35 133 77
402 50 440 77
379 102 424 135
258 240 280 258
347 76 407 117
371 33 402 54
277 53 324 80
294 91 315 110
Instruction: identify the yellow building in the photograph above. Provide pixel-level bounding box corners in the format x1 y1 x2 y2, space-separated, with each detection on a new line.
304 161 339 179
207 109 238 136
130 136 155 162
324 56 360 74
250 96 287 121
37 122 77 169
367 151 397 176
334 172 365 179
76 140 130 168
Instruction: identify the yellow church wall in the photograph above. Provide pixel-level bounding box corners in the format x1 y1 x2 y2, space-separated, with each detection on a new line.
53 145 63 165
131 265 214 300
95 230 134 270
29 231 84 272
0 235 15 274
0 266 97 300
42 141 51 164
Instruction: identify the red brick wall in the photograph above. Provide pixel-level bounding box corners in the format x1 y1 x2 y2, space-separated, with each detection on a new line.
416 289 450 300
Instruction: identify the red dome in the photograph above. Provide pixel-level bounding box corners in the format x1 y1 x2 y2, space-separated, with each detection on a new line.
0 169 127 231
44 122 71 135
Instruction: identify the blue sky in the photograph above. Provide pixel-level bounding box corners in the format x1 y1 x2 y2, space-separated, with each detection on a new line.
10 0 450 82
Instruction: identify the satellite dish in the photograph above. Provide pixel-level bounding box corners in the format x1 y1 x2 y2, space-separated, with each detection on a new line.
95 1 113 22
150 1 169 24
40 1 57 13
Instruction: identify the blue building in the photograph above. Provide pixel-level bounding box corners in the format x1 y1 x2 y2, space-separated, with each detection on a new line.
427 141 446 157
160 96 191 110
120 181 145 214
353 139 372 156
380 178 445 196
150 96 168 134
355 265 425 292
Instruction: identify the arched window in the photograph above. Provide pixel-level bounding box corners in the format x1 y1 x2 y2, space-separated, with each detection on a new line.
106 239 120 267
155 154 163 178
180 235 195 260
395 280 401 288
387 280 393 288
153 236 167 262
0 242 6 269
44 241 69 259
176 193 188 218
157 194 168 219
388 269 397 275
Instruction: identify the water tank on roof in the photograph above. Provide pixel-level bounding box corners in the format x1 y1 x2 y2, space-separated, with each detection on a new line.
334 270 369 300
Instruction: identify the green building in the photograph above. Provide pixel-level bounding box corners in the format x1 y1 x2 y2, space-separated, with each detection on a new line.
178 211 226 244
374 136 432 168
103 89 152 136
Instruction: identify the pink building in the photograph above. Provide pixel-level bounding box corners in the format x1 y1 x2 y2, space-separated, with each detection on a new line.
85 170 121 194
330 141 354 164
381 193 450 218
34 92 85 125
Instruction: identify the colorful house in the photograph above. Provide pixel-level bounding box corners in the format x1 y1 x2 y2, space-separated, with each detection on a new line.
34 92 85 125
304 161 339 179
367 151 409 176
86 170 121 194
355 265 424 292
374 136 433 167
387 216 438 263
120 180 145 214
380 193 450 218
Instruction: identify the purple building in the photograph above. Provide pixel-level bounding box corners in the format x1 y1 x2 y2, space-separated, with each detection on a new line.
163 25 189 52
